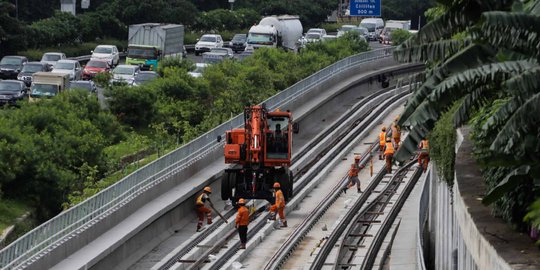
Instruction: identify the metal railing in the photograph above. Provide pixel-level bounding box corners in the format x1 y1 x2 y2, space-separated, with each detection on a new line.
0 47 395 269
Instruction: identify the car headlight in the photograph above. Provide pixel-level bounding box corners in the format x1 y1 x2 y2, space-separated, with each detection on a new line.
229 41 233 46
17 75 22 80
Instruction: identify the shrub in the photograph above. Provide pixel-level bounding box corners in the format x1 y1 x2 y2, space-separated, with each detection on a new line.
391 29 413 45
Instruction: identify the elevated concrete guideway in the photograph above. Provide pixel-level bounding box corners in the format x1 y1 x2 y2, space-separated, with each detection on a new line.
49 63 422 270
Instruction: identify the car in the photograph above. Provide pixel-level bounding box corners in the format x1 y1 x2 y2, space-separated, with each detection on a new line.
336 25 357 37
210 47 234 59
133 71 159 86
351 27 369 41
17 62 50 86
69 80 97 93
111 64 140 85
304 32 323 43
188 63 209 78
0 56 28 79
195 34 224 56
228 34 247 53
0 80 28 106
307 28 327 37
321 35 338 42
40 52 66 68
52 60 82 81
90 45 120 67
82 60 111 80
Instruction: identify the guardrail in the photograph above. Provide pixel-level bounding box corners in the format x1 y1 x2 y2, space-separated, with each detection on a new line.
67 52 127 63
0 47 395 270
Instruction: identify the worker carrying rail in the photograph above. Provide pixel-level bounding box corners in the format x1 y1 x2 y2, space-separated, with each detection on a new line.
383 137 395 174
379 127 387 160
236 198 249 249
391 116 401 148
418 138 430 172
195 186 213 232
344 155 365 193
268 182 287 227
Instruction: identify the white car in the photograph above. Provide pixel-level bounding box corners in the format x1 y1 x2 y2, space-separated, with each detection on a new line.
307 28 327 37
337 25 357 37
111 65 140 85
321 35 338 42
210 47 234 59
305 32 323 43
195 34 224 56
40 52 66 68
52 59 82 80
188 63 208 78
90 45 120 67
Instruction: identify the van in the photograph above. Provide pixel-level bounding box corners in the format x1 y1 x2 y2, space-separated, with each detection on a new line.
29 72 70 100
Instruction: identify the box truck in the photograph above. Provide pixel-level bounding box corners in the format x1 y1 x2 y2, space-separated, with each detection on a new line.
29 72 70 100
246 15 303 52
126 23 184 71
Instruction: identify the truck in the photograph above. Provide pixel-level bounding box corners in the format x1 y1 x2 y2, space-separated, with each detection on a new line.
379 20 412 44
29 72 70 100
246 15 303 52
221 104 299 205
126 23 184 71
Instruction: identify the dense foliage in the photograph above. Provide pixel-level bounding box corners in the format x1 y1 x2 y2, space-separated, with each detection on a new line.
393 0 540 231
390 29 412 45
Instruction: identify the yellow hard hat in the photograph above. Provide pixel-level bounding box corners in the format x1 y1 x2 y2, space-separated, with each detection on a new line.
273 182 281 188
238 198 246 205
203 186 212 193
382 127 386 131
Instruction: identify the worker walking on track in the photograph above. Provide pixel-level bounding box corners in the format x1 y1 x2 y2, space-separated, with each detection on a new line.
268 182 287 227
391 117 401 148
379 127 387 160
345 155 365 193
418 138 430 172
235 198 249 249
195 186 213 232
384 137 395 174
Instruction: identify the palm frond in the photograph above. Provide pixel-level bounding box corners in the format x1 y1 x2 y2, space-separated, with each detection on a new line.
523 0 540 13
415 2 478 43
503 66 540 99
491 91 540 160
482 165 531 205
394 38 472 63
453 86 490 127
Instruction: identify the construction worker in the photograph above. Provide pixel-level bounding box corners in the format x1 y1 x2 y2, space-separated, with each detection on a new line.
383 137 395 174
268 182 287 227
379 127 387 160
195 186 213 232
418 138 430 172
236 198 249 249
345 155 365 193
391 117 401 148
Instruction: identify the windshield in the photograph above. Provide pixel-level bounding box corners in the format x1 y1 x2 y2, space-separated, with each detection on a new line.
86 60 108 68
354 28 368 34
308 29 323 34
128 48 158 59
0 82 22 93
113 67 134 75
360 23 376 32
193 65 206 73
247 33 274 44
232 35 246 42
22 64 43 73
0 57 22 65
340 26 356 32
31 84 58 97
94 47 112 54
55 62 75 70
42 54 61 61
266 116 290 159
135 73 158 81
70 82 91 91
306 33 320 39
211 48 228 54
200 36 217 42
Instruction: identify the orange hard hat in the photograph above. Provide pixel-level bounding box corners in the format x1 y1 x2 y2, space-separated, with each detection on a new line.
382 126 386 131
354 155 361 161
238 198 246 205
273 182 281 188
203 186 212 193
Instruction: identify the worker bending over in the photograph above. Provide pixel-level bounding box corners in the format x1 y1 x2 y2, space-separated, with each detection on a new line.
235 198 249 249
195 186 213 232
384 137 395 174
345 155 365 193
268 182 287 227
379 127 387 160
391 116 401 148
418 138 430 172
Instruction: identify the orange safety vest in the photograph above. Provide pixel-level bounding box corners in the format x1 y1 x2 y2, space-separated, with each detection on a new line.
379 132 386 145
236 206 249 226
348 163 360 177
384 142 394 155
275 189 285 208
391 124 401 138
196 193 208 206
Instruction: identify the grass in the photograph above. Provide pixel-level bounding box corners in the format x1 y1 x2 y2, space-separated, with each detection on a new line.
0 200 31 232
103 132 151 162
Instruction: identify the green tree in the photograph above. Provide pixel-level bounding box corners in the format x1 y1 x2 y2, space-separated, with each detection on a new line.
391 29 412 45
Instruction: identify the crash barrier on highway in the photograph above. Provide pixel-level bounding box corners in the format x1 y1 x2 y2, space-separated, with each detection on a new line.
67 52 127 63
0 47 395 269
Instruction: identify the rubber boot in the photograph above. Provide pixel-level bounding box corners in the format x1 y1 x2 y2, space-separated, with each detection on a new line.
281 220 288 228
240 243 246 249
268 212 276 221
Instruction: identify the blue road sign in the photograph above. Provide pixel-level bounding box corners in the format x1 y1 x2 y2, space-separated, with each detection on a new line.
350 0 381 17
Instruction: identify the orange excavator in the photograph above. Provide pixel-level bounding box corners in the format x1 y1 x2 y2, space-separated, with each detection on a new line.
221 104 298 204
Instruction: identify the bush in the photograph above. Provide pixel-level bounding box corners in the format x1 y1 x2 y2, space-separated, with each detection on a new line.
391 29 413 45
29 11 81 47
428 102 459 184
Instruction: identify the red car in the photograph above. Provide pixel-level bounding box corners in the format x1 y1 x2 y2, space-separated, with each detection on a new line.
82 60 111 80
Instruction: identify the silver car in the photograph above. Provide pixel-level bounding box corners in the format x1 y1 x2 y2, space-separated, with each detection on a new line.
52 60 82 81
111 65 140 86
210 47 234 59
40 52 66 68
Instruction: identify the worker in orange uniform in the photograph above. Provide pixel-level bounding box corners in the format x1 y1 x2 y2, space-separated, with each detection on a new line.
268 182 287 227
345 155 365 193
383 137 395 174
391 117 401 148
195 186 213 232
379 127 387 160
418 138 430 172
236 198 249 249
